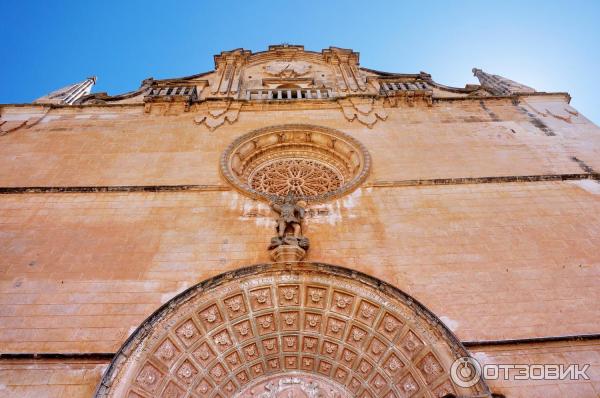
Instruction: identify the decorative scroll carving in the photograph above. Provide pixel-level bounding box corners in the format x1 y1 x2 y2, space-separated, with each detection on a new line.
94 263 491 398
337 97 388 128
193 100 242 131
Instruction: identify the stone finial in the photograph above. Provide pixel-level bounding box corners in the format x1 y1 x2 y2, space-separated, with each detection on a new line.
472 68 535 96
34 76 97 105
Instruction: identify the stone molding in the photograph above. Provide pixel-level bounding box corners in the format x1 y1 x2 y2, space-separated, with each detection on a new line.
2 173 597 195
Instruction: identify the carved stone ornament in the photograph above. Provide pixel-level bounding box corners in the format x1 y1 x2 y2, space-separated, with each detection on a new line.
220 124 371 202
94 263 491 398
194 99 242 131
263 61 312 78
338 97 388 128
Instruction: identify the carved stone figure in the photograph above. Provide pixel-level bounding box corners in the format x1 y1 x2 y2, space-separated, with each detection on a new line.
271 193 304 238
268 193 309 261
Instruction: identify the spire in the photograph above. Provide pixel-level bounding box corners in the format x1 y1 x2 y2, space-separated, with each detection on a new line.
34 76 97 105
472 68 535 96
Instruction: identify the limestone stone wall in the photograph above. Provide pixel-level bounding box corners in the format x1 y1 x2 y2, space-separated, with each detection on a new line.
0 96 599 396
1 97 599 188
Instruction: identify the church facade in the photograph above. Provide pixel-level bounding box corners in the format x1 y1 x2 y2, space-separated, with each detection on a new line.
0 45 599 397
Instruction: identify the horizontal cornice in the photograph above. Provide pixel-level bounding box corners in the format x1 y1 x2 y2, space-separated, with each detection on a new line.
0 91 572 111
1 173 597 195
2 333 599 361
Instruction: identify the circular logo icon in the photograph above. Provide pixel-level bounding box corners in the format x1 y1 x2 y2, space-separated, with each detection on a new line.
450 356 482 388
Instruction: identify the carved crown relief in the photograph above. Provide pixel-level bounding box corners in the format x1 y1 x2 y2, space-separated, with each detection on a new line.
94 263 491 398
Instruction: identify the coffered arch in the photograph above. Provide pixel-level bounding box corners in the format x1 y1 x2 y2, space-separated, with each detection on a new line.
94 263 491 398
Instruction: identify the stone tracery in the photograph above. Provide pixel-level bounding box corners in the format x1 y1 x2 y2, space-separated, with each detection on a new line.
220 125 370 202
249 158 343 198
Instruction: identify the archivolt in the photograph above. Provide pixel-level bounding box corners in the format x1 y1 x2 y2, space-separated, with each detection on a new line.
94 263 490 397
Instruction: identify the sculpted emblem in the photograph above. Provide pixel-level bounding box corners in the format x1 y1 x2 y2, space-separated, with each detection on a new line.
259 315 273 329
225 296 243 312
335 295 352 309
202 306 219 323
236 323 250 336
360 304 376 320
156 340 176 361
136 366 158 387
306 315 319 328
308 288 323 303
263 61 312 78
253 289 270 304
214 331 230 346
282 287 297 301
196 345 210 360
351 328 366 342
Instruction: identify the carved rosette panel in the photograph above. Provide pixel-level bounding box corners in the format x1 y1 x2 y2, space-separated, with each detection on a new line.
221 125 371 202
95 263 490 398
249 158 343 197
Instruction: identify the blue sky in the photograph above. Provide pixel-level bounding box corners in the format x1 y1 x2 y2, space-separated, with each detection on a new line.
1 0 599 123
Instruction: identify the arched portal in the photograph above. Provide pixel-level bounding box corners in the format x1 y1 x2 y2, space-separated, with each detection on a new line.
95 263 490 397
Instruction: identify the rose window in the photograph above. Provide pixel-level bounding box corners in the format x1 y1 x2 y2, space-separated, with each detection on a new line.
221 125 370 202
249 158 343 197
